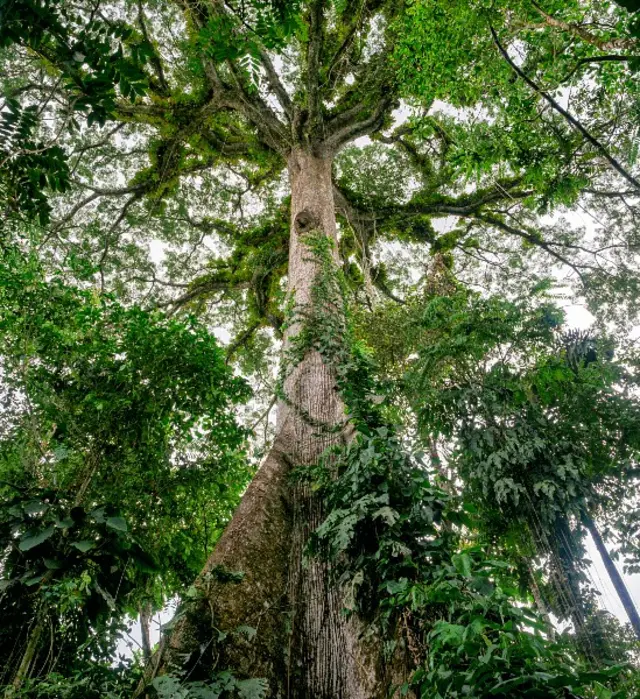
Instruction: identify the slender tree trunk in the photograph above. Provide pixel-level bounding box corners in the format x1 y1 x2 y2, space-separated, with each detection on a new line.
549 516 608 664
139 603 153 663
550 517 587 631
5 613 45 697
582 512 640 640
526 561 555 642
525 505 603 663
144 149 385 697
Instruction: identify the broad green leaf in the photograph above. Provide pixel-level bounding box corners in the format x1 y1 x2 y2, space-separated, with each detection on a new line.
452 553 472 579
236 678 268 699
71 540 96 553
105 516 128 532
19 527 55 551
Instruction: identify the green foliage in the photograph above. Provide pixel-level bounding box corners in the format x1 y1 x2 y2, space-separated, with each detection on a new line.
290 244 632 696
278 232 380 429
0 0 153 122
152 673 268 699
4 661 143 699
394 0 498 107
306 408 622 696
0 242 250 682
2 496 153 589
0 98 70 224
4 0 640 693
336 144 412 209
388 286 640 666
0 1 155 224
410 289 640 524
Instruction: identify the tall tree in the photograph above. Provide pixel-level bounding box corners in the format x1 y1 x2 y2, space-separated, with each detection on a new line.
3 0 640 696
405 287 640 660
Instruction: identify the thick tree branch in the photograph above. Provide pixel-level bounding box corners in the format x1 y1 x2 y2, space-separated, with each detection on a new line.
257 49 293 120
98 193 143 291
179 213 239 237
306 0 326 131
335 178 533 226
529 1 636 51
559 54 640 83
372 275 407 305
326 21 361 92
584 187 639 198
199 127 258 157
171 0 290 154
225 321 261 362
137 0 170 96
380 132 436 178
161 279 252 313
336 180 596 283
323 94 394 152
222 60 291 153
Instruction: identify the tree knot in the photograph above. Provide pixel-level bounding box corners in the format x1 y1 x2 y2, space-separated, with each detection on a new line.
294 209 321 235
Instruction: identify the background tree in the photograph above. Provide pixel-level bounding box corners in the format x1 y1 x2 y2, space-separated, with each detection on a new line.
404 287 640 659
0 237 249 694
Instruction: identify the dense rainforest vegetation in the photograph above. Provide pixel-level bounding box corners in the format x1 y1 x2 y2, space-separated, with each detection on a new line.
2 0 640 696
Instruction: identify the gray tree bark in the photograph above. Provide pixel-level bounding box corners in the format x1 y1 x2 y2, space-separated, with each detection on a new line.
143 149 386 697
140 603 153 663
283 149 380 697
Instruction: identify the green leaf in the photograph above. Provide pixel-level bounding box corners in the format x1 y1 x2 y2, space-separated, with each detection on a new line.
106 516 128 532
235 625 257 641
373 506 399 525
189 684 221 699
385 579 408 595
19 527 55 551
71 540 96 553
54 517 75 529
452 552 472 578
236 678 268 699
90 507 106 523
43 558 64 570
24 500 48 515
130 548 159 573
151 676 189 699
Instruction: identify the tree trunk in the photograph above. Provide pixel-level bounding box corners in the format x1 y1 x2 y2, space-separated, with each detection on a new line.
144 149 384 697
526 561 555 642
283 148 381 698
6 613 45 697
139 603 153 663
525 505 604 664
582 512 640 640
548 515 608 664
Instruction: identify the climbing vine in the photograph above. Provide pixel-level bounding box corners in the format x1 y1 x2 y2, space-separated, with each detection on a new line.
283 240 635 697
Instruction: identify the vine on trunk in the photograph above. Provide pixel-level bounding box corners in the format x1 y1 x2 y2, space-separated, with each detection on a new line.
278 238 633 697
